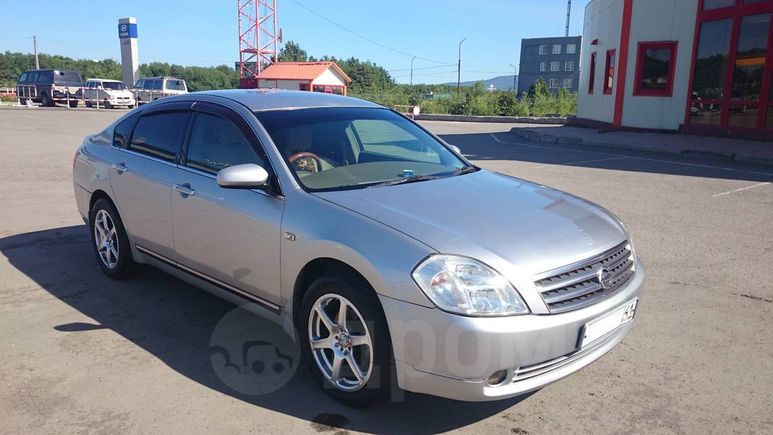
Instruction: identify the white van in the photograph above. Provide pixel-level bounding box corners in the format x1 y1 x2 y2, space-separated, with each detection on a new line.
132 77 188 104
83 79 136 108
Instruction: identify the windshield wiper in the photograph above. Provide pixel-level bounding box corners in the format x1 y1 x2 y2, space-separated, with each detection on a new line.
452 165 478 175
367 174 440 188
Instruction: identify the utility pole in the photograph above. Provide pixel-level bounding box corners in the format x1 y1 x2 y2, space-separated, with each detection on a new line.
33 35 39 69
509 64 517 94
410 56 416 86
457 37 467 92
565 0 572 37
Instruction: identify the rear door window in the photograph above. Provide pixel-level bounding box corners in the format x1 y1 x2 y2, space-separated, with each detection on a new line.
152 80 163 90
129 111 190 162
185 112 264 174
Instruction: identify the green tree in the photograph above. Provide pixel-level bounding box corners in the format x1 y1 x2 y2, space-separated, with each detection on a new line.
278 41 308 62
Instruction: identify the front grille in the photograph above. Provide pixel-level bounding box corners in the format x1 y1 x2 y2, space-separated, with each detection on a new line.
535 241 635 314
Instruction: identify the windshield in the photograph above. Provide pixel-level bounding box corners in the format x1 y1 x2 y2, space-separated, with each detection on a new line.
255 107 469 191
53 70 83 86
102 81 127 90
165 79 186 91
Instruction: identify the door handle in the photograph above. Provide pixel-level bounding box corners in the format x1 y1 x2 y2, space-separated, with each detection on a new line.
111 162 128 174
173 183 196 197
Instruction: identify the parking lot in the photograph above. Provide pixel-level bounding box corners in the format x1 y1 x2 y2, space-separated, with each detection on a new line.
0 106 771 434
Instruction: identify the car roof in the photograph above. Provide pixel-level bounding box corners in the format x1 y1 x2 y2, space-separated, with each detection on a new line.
87 78 122 82
195 89 382 111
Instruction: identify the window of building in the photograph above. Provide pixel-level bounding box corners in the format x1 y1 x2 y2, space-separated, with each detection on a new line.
589 52 597 94
539 61 546 72
129 112 190 162
565 61 575 72
563 78 573 89
539 44 547 55
603 50 616 95
729 13 770 128
567 44 577 54
552 44 562 55
634 41 678 97
549 79 559 89
186 113 264 174
703 0 735 10
551 61 561 72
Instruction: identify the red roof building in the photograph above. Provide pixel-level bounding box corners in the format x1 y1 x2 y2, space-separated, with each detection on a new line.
256 62 352 95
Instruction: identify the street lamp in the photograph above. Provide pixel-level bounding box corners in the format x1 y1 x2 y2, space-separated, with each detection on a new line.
410 56 416 86
509 64 518 94
457 37 467 92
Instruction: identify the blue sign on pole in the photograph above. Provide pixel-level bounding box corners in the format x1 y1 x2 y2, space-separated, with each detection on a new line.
118 23 138 39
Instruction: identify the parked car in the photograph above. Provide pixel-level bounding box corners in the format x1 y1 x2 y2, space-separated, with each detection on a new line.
82 79 135 109
132 76 188 104
72 90 644 406
16 69 83 108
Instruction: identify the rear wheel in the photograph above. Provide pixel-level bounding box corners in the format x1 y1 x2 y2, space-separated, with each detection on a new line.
300 274 392 407
68 100 79 108
89 199 143 279
85 101 92 108
19 97 26 105
41 92 53 107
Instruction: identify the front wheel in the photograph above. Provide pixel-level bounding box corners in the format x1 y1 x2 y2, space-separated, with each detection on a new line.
89 199 144 279
300 275 393 407
68 100 79 108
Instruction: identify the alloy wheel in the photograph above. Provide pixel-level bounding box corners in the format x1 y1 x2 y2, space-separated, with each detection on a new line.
308 293 374 392
93 209 119 269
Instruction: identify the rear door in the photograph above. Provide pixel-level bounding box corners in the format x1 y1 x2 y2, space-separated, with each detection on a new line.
171 102 284 307
109 102 192 260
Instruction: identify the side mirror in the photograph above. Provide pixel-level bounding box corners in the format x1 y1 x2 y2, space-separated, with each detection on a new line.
217 163 269 189
97 85 103 90
449 145 461 154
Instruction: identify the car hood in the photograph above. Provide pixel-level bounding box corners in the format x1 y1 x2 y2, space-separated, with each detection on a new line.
313 170 628 277
106 89 133 97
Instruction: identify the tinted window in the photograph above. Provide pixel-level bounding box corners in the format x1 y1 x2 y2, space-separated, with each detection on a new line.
143 80 155 90
53 70 82 85
152 80 163 90
27 71 39 82
113 113 140 148
135 80 144 89
39 70 54 83
186 113 264 174
692 19 732 100
129 112 189 162
19 72 28 82
256 108 467 191
165 79 185 91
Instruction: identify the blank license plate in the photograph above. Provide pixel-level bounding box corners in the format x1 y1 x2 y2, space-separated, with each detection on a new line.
581 299 638 348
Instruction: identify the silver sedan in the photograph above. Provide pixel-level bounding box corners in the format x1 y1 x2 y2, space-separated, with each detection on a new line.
72 89 644 406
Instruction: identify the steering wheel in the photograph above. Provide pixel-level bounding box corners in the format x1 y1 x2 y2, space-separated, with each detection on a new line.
288 151 323 173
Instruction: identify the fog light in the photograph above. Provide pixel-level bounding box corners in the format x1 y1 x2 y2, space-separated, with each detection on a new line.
487 370 508 386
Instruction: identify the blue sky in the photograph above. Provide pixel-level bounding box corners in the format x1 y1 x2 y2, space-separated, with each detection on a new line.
0 0 588 84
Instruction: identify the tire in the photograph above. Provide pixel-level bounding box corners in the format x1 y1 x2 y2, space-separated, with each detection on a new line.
19 98 26 105
85 101 92 108
41 92 53 107
103 101 111 109
68 100 79 108
299 274 393 407
89 198 144 279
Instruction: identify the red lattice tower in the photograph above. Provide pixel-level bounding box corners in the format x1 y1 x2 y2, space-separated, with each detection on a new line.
238 0 278 88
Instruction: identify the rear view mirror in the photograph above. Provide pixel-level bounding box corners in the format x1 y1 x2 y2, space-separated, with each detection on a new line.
217 163 269 189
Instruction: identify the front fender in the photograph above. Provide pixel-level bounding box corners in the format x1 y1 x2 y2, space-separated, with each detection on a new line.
280 191 436 314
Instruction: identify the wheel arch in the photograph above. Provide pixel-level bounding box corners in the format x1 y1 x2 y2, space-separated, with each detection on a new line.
292 257 374 328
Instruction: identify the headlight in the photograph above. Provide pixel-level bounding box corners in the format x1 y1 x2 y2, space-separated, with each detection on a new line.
412 255 529 316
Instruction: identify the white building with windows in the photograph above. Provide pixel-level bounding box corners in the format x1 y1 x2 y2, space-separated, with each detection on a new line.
577 0 773 140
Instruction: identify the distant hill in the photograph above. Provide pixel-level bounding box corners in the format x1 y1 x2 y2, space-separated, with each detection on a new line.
443 75 517 91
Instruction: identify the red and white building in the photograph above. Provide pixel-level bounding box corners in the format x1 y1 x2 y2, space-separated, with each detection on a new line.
256 62 352 95
577 0 773 139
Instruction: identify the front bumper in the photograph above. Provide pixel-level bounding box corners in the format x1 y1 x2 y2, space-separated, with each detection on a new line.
381 260 645 401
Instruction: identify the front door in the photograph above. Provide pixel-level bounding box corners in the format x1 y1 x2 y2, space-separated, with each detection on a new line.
171 103 284 307
109 105 192 260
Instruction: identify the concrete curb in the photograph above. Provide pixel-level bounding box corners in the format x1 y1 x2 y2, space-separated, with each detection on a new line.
510 127 773 167
413 113 567 124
